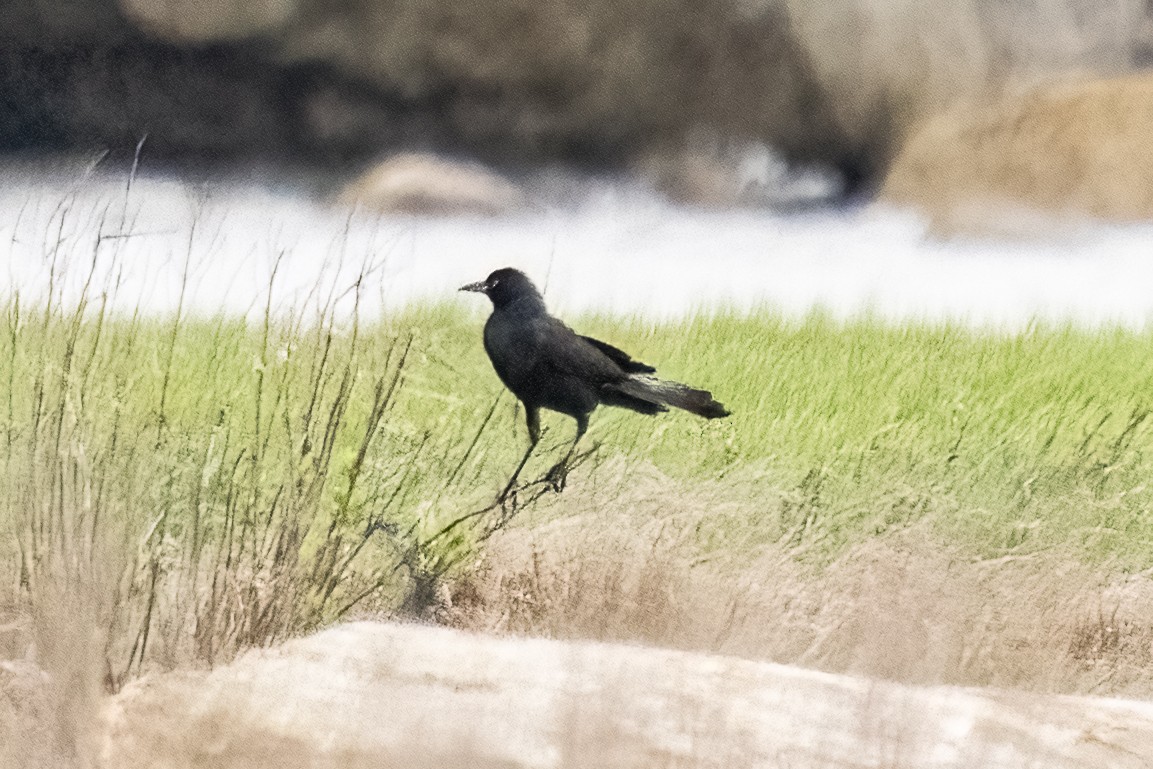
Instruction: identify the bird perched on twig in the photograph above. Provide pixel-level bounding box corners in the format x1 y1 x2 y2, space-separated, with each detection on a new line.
460 268 729 485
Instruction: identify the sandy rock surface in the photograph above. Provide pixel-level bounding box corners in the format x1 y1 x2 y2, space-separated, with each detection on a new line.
96 621 1153 769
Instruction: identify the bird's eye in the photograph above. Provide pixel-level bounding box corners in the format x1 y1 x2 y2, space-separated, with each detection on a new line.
489 279 500 288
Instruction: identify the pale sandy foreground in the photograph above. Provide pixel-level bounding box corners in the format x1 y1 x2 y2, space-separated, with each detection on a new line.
96 621 1153 769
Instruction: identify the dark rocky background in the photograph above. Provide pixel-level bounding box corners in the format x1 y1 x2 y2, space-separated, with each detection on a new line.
1 0 1149 192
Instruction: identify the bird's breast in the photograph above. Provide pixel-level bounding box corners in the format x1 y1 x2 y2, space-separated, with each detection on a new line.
483 313 542 389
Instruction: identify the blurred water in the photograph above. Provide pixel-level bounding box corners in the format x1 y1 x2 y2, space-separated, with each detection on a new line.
2 165 1152 330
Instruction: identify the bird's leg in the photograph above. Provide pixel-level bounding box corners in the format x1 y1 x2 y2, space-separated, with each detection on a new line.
499 405 540 503
546 414 588 492
526 405 541 447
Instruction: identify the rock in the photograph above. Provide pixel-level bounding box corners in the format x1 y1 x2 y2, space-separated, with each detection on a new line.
2 0 1144 182
338 152 526 216
117 0 298 43
636 139 840 208
96 621 1153 768
0 0 131 43
881 74 1153 234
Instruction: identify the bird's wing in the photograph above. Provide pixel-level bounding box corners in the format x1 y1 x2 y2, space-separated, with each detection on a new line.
579 336 656 374
536 317 633 383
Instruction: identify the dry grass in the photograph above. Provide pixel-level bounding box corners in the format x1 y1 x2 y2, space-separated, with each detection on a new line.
449 466 1153 700
7 467 1153 768
0 243 566 768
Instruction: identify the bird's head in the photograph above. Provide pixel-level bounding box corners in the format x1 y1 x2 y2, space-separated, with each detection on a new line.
459 267 541 309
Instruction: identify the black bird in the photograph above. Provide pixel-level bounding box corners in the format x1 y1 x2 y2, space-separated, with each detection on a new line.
460 268 729 458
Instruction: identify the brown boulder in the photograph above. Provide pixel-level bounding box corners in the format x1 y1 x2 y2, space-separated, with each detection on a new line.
882 74 1153 234
338 152 526 216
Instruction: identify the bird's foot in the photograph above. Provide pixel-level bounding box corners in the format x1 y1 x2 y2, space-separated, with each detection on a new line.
545 460 569 492
496 482 518 508
544 443 599 492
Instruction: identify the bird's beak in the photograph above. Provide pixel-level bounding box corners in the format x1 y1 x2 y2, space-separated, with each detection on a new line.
459 280 487 293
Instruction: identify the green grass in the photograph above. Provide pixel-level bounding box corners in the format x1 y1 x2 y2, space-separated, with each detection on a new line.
5 298 1153 679
406 307 1153 567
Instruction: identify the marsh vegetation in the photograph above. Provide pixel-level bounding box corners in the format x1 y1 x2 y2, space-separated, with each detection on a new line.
5 267 1153 693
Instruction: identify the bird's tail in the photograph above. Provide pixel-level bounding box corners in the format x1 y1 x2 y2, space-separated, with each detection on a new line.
609 375 730 419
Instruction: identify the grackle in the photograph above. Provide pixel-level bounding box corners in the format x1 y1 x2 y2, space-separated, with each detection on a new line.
460 268 729 470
